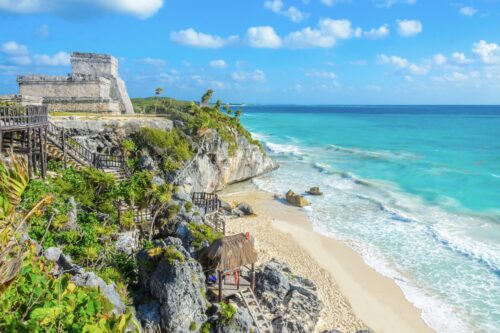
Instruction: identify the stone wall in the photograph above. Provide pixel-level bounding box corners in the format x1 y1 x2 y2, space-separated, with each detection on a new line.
43 97 120 113
18 75 111 99
71 52 118 78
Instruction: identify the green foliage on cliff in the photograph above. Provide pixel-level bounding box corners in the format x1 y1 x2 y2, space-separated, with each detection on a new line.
131 93 264 155
186 221 223 250
132 127 193 173
0 245 135 333
0 158 137 333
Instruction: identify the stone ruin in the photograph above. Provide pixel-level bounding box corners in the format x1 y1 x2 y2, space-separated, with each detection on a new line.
16 52 134 114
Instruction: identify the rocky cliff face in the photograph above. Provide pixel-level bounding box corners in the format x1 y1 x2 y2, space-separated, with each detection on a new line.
177 129 278 193
51 116 277 192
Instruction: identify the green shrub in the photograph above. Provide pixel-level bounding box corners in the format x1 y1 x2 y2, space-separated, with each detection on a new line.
220 302 237 325
133 128 193 173
186 222 223 250
121 208 136 231
184 201 193 213
0 245 137 333
189 321 197 331
164 246 185 265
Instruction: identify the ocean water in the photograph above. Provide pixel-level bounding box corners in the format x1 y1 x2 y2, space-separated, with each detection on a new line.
239 105 500 333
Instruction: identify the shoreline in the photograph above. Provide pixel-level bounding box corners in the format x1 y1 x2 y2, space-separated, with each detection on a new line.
221 182 435 333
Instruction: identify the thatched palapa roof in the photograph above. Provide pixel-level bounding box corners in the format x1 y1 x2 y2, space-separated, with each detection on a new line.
199 233 258 272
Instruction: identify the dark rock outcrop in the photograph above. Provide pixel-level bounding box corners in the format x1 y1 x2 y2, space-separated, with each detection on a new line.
137 237 208 333
255 259 323 333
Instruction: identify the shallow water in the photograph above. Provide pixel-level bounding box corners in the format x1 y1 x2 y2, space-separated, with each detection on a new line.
239 105 500 333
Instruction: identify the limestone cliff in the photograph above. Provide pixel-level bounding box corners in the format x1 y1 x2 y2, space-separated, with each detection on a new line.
50 116 277 191
177 129 278 192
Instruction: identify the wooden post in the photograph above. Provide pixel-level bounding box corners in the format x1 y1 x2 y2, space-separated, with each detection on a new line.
251 263 256 291
27 128 33 179
38 128 43 177
218 270 223 302
41 127 47 179
62 129 67 168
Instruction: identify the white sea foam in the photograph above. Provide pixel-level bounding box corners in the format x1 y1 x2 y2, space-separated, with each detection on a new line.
329 144 419 161
265 142 302 155
250 160 493 333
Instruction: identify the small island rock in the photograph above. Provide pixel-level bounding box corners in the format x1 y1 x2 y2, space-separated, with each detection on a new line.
285 190 309 207
307 187 323 196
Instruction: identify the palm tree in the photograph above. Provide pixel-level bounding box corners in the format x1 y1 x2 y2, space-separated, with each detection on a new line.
201 89 214 107
0 154 51 285
154 87 164 114
235 109 242 119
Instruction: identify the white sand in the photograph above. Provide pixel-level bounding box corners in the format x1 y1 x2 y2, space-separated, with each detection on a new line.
221 185 435 333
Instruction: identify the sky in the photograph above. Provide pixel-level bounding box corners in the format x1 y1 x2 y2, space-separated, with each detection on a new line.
0 0 499 104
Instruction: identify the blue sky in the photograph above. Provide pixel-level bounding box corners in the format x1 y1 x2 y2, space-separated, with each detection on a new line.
0 0 499 104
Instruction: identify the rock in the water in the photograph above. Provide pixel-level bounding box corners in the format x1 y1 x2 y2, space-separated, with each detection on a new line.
137 237 208 333
285 190 309 207
236 202 254 216
256 259 322 333
307 187 323 196
71 272 126 314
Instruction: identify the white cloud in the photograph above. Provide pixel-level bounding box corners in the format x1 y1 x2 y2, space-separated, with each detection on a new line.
320 0 350 6
459 6 477 17
34 51 70 66
433 53 447 65
378 54 428 75
363 25 390 39
376 0 416 8
264 0 306 22
246 26 282 48
396 19 422 37
472 40 500 64
452 52 472 64
305 70 337 79
1 41 31 65
209 59 227 68
284 18 356 48
170 28 238 48
264 0 283 12
231 69 266 82
138 57 167 66
0 0 164 19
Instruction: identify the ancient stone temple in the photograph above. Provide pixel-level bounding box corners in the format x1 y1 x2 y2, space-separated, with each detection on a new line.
16 52 134 114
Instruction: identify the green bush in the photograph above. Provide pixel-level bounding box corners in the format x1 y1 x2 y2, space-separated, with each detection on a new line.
220 302 237 325
186 222 223 250
0 245 137 333
133 127 193 173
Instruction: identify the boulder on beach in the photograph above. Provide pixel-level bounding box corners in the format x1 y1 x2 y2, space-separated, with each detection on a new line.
285 190 309 207
307 187 323 196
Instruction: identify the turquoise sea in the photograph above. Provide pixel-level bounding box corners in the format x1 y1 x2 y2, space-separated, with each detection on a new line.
239 106 500 333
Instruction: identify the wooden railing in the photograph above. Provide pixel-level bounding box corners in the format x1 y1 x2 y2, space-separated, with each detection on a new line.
117 203 153 224
192 192 221 215
47 122 125 171
0 105 49 130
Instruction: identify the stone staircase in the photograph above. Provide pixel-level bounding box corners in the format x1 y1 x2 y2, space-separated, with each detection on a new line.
46 122 127 181
240 288 273 333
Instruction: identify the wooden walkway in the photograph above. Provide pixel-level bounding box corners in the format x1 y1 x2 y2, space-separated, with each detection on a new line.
240 288 273 333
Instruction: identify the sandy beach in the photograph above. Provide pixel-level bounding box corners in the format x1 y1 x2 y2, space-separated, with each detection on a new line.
221 183 434 333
